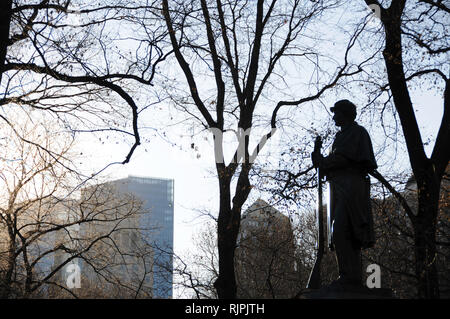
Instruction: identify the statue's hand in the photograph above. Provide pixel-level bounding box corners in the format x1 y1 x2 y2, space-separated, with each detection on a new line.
312 135 323 168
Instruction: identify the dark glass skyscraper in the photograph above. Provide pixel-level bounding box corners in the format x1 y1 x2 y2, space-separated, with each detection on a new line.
112 176 174 298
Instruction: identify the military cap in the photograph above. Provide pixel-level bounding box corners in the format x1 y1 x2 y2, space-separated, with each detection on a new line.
330 99 357 120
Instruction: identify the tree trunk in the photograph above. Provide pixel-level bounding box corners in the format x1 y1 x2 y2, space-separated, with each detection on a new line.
413 168 440 298
214 164 252 299
215 221 238 299
0 233 16 299
214 171 237 299
0 0 12 83
380 2 444 298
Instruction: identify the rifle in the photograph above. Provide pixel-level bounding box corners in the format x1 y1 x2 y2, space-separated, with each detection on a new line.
307 136 325 289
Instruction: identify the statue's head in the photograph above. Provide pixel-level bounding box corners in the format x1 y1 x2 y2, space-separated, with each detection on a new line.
330 99 357 126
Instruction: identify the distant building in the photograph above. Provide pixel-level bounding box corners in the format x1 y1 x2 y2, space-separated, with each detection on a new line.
109 176 174 299
54 187 155 298
1 175 175 298
236 199 297 298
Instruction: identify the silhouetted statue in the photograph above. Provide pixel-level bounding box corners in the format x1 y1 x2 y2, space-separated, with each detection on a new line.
312 99 377 289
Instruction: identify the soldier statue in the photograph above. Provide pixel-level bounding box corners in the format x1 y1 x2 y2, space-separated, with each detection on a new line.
312 99 377 289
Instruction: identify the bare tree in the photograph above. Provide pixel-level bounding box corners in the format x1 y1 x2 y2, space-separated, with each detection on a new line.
358 0 449 298
0 0 170 171
161 0 372 298
359 166 450 299
0 119 155 298
174 220 219 299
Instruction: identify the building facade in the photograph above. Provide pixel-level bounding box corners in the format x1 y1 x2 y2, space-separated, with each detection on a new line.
236 199 297 298
51 176 174 298
111 176 174 298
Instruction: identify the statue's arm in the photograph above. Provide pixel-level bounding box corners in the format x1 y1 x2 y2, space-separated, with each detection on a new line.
321 153 351 173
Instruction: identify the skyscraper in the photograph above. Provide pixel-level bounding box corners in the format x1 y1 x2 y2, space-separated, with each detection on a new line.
111 176 174 298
